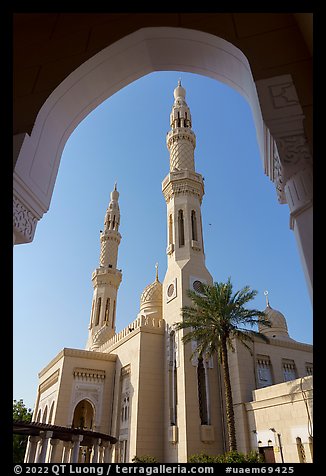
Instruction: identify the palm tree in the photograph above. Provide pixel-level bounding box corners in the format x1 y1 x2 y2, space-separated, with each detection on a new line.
174 277 271 452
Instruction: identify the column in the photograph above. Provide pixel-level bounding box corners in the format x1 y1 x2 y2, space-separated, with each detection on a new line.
25 436 41 463
62 441 73 463
91 438 101 463
49 438 60 463
98 444 105 463
71 435 83 463
256 74 313 303
36 431 53 463
102 441 111 463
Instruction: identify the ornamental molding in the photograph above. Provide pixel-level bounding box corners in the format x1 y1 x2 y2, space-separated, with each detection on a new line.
167 130 196 150
39 369 60 394
13 194 38 243
92 268 122 287
90 325 114 351
73 367 106 382
162 174 204 204
276 134 312 170
121 364 131 377
271 144 286 204
39 348 116 377
268 81 300 109
162 180 204 204
256 75 313 205
69 381 104 428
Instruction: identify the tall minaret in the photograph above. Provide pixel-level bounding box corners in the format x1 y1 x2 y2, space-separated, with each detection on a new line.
162 82 222 462
162 80 213 286
86 183 122 351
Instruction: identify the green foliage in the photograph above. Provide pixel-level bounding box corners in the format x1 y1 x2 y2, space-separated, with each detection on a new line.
13 399 33 464
188 452 217 463
174 278 270 451
132 455 158 463
244 450 265 463
188 450 263 463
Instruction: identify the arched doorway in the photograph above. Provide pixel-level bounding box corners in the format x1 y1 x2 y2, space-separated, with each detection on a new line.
72 399 94 430
72 399 95 463
13 27 312 301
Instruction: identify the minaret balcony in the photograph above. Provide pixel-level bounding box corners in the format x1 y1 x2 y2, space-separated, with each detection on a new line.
162 170 204 203
166 128 196 149
91 267 122 287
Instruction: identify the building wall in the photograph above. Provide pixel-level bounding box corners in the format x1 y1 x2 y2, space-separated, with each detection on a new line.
30 348 117 462
228 338 313 454
135 330 164 461
30 319 313 463
246 376 313 463
105 330 142 462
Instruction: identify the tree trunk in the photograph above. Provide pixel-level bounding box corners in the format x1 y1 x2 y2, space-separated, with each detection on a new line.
220 339 237 452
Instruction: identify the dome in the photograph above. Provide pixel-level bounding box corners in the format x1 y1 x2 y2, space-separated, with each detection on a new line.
259 303 291 340
140 265 162 311
174 79 186 100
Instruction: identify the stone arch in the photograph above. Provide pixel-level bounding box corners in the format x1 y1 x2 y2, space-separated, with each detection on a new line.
13 27 265 239
48 401 55 425
13 26 312 299
71 398 95 430
42 405 48 423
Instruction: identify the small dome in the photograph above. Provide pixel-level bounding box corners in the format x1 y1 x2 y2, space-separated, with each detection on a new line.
259 304 291 340
140 265 162 311
174 80 186 100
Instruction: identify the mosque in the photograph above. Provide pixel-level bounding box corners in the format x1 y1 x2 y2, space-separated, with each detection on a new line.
24 82 313 464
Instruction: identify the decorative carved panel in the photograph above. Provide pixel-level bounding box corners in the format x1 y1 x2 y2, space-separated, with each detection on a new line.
13 195 38 243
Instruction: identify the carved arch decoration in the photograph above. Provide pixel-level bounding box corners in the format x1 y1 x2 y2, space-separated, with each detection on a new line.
13 26 266 245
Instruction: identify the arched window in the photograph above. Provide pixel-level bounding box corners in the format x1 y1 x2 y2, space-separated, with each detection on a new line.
197 357 209 425
168 214 173 245
104 298 110 324
191 210 197 241
42 406 48 423
89 299 95 329
36 409 41 422
178 210 185 247
48 401 55 424
112 300 116 328
95 297 101 326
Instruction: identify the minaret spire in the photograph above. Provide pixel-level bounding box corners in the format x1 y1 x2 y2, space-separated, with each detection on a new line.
100 183 121 268
86 183 123 351
167 80 196 172
162 81 206 260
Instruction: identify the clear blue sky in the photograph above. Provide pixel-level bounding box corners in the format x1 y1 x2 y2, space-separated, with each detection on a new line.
13 71 312 410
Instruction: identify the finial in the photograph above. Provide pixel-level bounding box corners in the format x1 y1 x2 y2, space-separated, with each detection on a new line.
178 78 181 86
264 290 270 307
110 182 119 202
155 262 159 282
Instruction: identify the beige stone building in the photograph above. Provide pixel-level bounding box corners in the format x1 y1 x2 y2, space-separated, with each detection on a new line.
25 82 313 464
